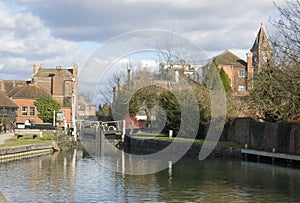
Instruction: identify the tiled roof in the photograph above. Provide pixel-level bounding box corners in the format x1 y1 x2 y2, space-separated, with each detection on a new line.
0 80 27 93
34 69 73 78
214 50 247 67
7 83 50 99
6 85 24 98
0 91 17 108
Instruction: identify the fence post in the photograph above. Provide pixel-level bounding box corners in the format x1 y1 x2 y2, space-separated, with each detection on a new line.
122 120 126 142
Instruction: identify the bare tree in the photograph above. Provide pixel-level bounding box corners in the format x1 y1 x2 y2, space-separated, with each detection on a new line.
250 0 300 121
271 0 300 66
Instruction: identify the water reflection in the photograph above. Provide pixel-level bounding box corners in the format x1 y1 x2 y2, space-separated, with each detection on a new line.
0 147 299 202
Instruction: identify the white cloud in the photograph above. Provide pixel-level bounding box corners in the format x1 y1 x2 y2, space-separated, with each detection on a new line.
0 1 89 80
0 0 286 92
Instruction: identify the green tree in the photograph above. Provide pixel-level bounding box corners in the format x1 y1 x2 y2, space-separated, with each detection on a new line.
97 103 113 121
34 98 61 123
251 65 300 121
205 60 232 95
157 90 181 136
219 67 232 95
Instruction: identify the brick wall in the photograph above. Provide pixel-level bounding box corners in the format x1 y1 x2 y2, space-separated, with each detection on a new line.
53 74 64 96
12 98 43 123
227 118 300 155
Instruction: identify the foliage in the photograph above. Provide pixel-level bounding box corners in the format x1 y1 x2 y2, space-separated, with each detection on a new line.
131 85 163 123
96 103 113 121
205 60 232 95
157 89 181 136
34 98 61 123
250 65 300 121
219 67 232 95
204 60 249 122
249 0 300 121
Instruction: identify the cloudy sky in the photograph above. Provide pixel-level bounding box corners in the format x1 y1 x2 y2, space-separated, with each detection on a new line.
0 0 284 88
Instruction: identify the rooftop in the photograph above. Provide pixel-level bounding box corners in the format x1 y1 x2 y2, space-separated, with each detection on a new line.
7 83 50 99
213 50 247 67
34 68 74 78
0 91 17 108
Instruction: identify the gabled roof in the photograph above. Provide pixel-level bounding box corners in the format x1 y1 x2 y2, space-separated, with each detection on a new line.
0 91 17 108
213 50 247 67
8 83 50 99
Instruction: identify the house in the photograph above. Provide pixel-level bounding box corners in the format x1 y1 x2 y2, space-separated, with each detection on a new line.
0 91 18 131
6 82 51 128
208 26 273 96
212 50 251 96
31 64 78 127
0 64 79 128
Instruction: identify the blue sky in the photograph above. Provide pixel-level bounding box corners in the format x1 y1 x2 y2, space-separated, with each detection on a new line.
0 0 284 93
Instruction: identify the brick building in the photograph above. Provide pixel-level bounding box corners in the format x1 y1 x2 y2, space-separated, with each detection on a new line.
31 64 79 127
209 26 273 96
7 83 51 128
212 50 251 96
0 90 18 131
0 64 79 128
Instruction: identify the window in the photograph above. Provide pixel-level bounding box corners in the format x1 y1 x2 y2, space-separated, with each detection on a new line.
238 85 246 92
238 70 246 77
254 56 258 63
21 107 27 116
30 107 35 116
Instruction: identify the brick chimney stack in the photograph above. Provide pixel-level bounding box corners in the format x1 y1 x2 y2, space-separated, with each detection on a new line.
33 64 39 75
246 52 253 90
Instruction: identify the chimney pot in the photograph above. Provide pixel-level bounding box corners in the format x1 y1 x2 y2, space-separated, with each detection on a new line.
33 64 39 75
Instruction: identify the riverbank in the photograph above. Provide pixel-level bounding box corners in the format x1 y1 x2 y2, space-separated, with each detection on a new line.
120 135 300 168
123 135 242 158
0 130 74 162
0 143 54 162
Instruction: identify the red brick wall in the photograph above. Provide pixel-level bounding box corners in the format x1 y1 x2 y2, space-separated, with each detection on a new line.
220 65 248 96
53 75 64 96
12 98 43 123
61 107 72 127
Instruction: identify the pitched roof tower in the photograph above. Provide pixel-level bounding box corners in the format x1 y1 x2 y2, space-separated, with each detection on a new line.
250 26 273 72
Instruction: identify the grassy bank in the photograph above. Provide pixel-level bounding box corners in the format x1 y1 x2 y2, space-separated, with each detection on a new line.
132 132 242 149
0 131 57 148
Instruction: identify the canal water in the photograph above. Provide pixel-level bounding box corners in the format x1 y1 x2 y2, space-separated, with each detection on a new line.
0 148 300 202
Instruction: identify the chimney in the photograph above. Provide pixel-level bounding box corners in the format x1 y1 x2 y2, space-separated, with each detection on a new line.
72 64 78 76
246 52 253 90
33 64 39 75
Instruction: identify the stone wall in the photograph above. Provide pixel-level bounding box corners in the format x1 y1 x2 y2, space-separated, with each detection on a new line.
227 118 300 154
